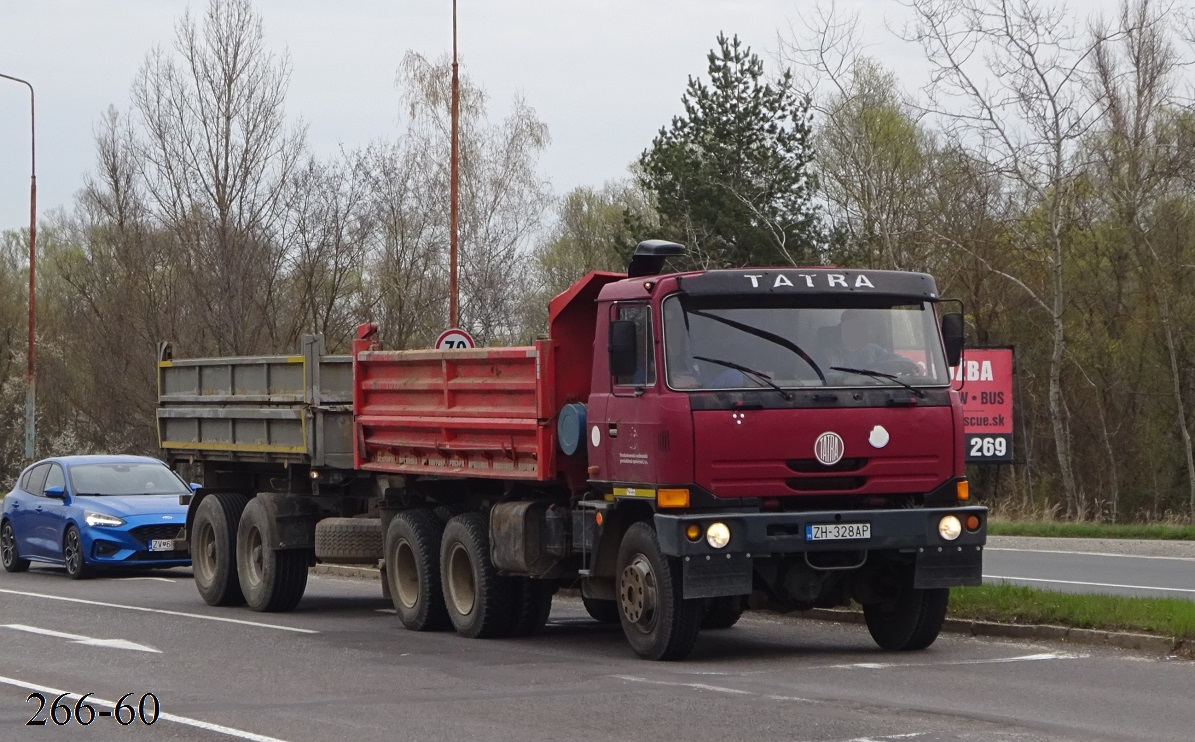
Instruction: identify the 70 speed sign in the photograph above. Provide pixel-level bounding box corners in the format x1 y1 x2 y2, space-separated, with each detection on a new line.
435 328 475 350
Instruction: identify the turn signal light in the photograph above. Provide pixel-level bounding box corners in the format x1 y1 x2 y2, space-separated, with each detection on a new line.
956 480 970 501
685 524 702 541
657 488 690 508
965 514 981 532
595 512 604 527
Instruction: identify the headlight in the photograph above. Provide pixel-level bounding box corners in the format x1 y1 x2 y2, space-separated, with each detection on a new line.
706 522 731 549
938 515 962 541
85 511 125 528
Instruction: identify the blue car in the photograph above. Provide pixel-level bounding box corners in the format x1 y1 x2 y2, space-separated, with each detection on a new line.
1 455 192 578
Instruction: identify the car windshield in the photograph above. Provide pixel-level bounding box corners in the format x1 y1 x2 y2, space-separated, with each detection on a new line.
69 463 190 496
662 295 951 390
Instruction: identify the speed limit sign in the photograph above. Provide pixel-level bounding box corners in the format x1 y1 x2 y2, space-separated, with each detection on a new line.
436 328 475 350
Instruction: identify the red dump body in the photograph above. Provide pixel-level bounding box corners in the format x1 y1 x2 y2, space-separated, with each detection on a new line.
352 272 621 487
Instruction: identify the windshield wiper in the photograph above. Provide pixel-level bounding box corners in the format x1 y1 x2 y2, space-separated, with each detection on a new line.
685 308 826 382
830 366 925 398
693 356 794 400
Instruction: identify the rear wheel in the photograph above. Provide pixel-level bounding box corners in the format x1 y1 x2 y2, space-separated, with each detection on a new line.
386 509 449 631
701 596 745 630
192 493 249 606
616 522 703 661
63 525 91 580
1 520 29 573
236 497 308 612
864 586 950 650
508 578 554 637
440 513 516 638
582 595 620 624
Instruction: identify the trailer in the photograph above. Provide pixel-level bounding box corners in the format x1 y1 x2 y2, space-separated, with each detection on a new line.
160 241 986 660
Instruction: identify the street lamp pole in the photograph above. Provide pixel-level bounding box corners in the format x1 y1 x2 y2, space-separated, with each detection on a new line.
449 0 460 329
0 72 36 462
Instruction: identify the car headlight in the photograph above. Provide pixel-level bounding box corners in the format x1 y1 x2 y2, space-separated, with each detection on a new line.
706 522 731 549
85 511 125 528
938 515 962 541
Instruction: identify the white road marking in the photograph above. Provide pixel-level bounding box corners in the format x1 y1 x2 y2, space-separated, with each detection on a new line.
612 675 754 695
988 547 1195 562
0 588 317 634
985 575 1195 595
0 674 290 742
376 608 396 614
824 652 1084 670
115 576 176 582
2 623 160 653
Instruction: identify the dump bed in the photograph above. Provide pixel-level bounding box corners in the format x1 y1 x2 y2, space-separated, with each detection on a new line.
157 336 353 468
353 339 557 481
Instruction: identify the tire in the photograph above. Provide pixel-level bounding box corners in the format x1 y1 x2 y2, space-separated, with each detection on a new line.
192 493 249 606
582 595 620 624
439 512 517 638
616 522 703 661
236 497 309 612
863 587 950 651
63 525 91 580
385 509 450 631
701 596 745 630
1 520 29 573
315 517 383 564
508 578 554 637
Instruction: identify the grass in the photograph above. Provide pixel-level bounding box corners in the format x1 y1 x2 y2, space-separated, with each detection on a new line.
949 583 1195 640
987 520 1195 541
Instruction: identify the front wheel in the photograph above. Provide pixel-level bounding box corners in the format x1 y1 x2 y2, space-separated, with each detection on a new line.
236 497 308 612
863 586 950 650
1 520 29 573
616 522 703 661
192 493 249 606
582 595 620 624
701 596 745 630
63 525 91 580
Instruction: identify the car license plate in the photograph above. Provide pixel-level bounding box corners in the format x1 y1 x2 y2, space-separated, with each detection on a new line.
806 522 871 541
149 539 175 552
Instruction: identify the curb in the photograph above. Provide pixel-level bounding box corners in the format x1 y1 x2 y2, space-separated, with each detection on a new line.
313 568 1189 659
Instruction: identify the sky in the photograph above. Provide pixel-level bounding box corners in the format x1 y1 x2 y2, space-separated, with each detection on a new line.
0 0 1116 233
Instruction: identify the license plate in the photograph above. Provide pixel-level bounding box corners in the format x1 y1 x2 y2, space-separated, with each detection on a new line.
149 539 175 552
806 522 871 541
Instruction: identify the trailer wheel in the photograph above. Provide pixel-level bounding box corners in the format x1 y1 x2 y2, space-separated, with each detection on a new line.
701 596 745 630
863 587 950 650
616 522 703 661
315 518 383 564
192 493 249 607
508 578 554 637
440 513 516 638
236 497 308 612
385 509 449 631
581 596 620 624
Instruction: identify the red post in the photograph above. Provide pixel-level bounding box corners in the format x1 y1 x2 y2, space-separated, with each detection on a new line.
0 72 36 462
449 0 460 329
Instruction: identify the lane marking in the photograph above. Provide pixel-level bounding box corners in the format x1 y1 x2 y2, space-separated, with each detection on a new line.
0 588 317 634
612 675 754 696
0 674 290 742
988 547 1195 562
115 576 177 582
3 624 160 653
822 652 1085 670
985 575 1195 595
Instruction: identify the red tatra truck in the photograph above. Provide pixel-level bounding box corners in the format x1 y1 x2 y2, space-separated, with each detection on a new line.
159 240 985 660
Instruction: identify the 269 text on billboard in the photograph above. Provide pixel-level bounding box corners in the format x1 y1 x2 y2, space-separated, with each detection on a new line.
953 347 1014 463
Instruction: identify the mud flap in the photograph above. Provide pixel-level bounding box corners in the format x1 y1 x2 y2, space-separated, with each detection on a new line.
914 546 983 589
681 553 753 599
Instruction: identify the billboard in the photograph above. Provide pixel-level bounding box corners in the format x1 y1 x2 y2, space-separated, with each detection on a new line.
953 347 1014 463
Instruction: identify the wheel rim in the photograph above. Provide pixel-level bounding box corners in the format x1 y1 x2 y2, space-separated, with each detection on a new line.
446 542 476 617
393 537 419 609
620 553 658 633
64 529 82 574
195 520 218 583
245 525 264 587
1 523 15 566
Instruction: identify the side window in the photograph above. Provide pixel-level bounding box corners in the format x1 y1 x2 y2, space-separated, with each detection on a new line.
44 465 66 494
25 464 50 497
614 304 655 387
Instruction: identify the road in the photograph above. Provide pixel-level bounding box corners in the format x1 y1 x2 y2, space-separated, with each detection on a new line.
1 564 1192 742
984 536 1195 601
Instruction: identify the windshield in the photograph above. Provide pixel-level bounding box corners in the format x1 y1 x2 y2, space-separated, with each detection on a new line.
662 295 951 390
68 463 190 496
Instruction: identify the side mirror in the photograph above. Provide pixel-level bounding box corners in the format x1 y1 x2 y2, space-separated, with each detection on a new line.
190 482 202 492
941 312 965 368
609 319 639 378
43 485 66 500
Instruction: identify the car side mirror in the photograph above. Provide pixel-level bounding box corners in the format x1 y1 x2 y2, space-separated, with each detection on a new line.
190 482 202 492
609 319 639 378
43 485 66 500
941 312 965 368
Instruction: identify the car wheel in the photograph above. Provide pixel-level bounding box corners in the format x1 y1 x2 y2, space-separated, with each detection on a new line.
63 525 91 580
1 520 30 573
